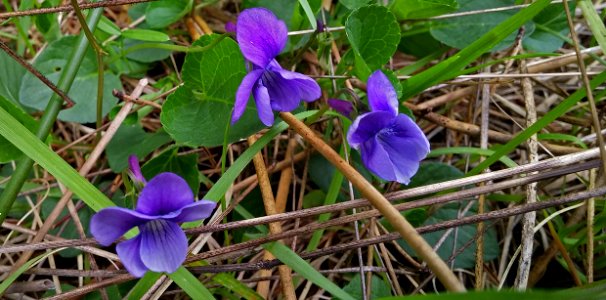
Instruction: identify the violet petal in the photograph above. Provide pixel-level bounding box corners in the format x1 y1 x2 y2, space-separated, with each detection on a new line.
272 67 321 102
90 207 153 246
367 70 398 116
165 200 216 223
139 220 188 274
347 111 395 149
237 8 287 68
359 135 397 181
253 83 275 126
136 173 194 216
232 69 264 124
377 114 430 184
116 235 148 277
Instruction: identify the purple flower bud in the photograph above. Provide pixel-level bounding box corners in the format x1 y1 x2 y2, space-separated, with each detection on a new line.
347 70 429 184
328 98 354 118
231 8 321 126
90 173 216 277
316 19 325 33
225 21 236 34
128 155 147 184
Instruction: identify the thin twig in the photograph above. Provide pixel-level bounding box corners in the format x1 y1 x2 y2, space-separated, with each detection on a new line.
516 44 539 290
0 0 155 19
0 41 74 107
248 135 296 300
562 0 606 178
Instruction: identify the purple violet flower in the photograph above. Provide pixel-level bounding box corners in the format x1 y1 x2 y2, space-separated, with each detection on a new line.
347 70 430 184
231 8 321 126
90 171 215 277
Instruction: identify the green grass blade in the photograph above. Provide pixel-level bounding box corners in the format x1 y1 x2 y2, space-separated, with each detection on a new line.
537 133 587 149
427 147 518 168
298 0 317 30
578 0 606 55
468 70 606 175
264 242 355 300
126 272 162 299
0 97 115 212
401 0 551 99
169 267 215 299
212 273 263 300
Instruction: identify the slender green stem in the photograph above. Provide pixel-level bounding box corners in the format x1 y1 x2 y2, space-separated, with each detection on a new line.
0 8 104 225
110 35 228 65
70 0 105 142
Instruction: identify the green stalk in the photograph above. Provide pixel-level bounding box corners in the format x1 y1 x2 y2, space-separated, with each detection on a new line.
0 8 104 225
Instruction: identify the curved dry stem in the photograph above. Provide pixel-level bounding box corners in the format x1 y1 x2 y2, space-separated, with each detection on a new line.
279 112 466 292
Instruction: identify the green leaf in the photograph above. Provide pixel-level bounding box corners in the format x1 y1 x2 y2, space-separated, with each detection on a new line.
105 124 172 172
263 242 355 300
345 5 400 80
34 0 60 41
161 35 264 146
19 36 122 123
145 0 193 29
141 147 200 195
0 96 38 163
97 15 122 36
0 49 27 104
397 202 499 269
122 39 173 63
343 274 392 299
430 0 533 52
340 0 371 10
391 0 458 20
401 0 552 99
121 29 170 42
523 2 573 53
405 162 464 189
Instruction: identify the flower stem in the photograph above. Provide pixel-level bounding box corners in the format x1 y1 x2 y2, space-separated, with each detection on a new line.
279 112 466 292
